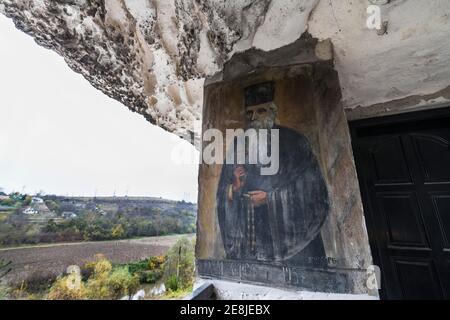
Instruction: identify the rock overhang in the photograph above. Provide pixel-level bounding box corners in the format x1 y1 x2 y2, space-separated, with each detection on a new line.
1 0 449 142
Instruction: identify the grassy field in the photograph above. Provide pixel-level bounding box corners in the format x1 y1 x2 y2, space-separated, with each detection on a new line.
0 234 194 286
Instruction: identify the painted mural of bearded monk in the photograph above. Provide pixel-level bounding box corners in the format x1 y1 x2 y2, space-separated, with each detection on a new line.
217 82 330 263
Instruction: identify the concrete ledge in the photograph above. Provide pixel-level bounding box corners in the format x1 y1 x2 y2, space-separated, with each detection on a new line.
185 283 216 300
193 279 378 300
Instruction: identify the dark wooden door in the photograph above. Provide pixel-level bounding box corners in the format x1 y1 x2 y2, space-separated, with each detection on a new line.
350 108 450 300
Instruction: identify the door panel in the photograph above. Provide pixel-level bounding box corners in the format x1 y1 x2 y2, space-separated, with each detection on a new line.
430 193 450 249
351 108 450 300
370 136 412 184
376 193 429 247
411 134 450 182
393 259 443 300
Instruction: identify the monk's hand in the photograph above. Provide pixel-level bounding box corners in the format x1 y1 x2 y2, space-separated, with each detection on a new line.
248 190 268 207
232 165 246 192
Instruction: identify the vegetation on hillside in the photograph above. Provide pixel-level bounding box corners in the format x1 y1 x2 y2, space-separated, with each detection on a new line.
41 211 194 243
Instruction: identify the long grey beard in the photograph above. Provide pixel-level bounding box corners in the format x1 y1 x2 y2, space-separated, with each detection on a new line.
245 118 275 130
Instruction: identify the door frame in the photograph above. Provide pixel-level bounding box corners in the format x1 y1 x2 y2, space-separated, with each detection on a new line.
349 106 450 300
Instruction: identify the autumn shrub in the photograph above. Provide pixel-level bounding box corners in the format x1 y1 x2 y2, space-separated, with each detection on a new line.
83 256 139 299
84 258 113 299
47 275 87 300
47 255 139 300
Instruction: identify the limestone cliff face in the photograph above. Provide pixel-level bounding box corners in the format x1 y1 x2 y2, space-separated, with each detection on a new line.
1 0 450 140
0 0 287 141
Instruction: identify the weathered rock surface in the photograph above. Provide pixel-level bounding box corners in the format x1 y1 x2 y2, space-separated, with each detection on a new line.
1 0 449 140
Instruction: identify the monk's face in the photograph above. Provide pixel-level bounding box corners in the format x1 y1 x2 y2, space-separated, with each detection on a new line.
245 102 277 129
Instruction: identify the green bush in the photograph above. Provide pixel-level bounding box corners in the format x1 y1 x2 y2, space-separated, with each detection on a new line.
106 267 139 299
125 260 149 275
165 275 180 292
139 269 163 284
121 255 166 284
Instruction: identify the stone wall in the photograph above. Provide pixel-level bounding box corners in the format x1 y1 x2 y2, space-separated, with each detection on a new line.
196 35 374 295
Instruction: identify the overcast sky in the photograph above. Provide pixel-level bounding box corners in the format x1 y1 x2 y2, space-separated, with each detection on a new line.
0 15 198 202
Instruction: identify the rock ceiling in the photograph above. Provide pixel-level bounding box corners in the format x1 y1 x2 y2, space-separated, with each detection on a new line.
1 0 449 140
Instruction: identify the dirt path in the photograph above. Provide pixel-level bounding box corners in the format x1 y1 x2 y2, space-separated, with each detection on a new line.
0 234 195 251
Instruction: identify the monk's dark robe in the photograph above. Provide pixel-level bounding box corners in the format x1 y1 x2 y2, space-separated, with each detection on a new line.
217 126 330 263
